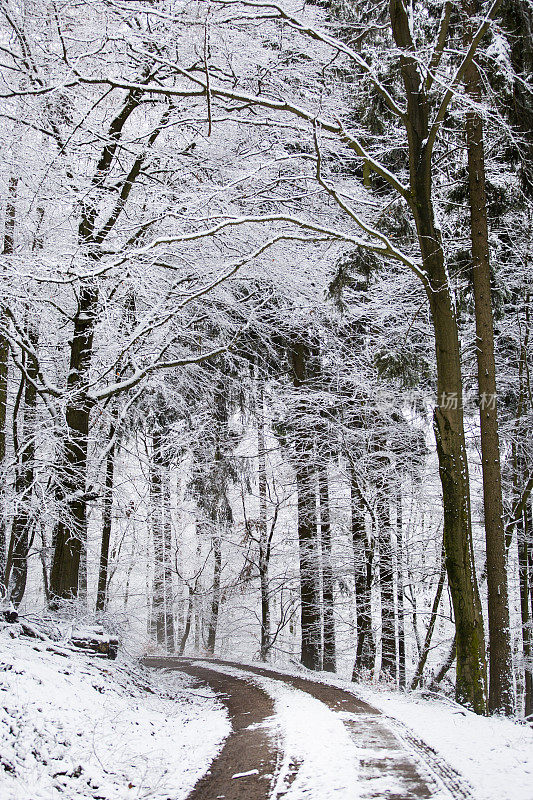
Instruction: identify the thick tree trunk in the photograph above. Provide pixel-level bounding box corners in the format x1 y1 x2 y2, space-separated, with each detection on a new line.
319 465 336 672
96 423 116 613
50 91 145 603
289 338 322 670
50 235 111 606
50 285 97 603
296 461 322 670
390 0 487 712
257 379 271 660
464 0 513 715
351 473 374 678
431 288 487 713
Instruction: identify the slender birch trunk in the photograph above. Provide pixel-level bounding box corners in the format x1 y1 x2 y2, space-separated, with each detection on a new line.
257 378 271 660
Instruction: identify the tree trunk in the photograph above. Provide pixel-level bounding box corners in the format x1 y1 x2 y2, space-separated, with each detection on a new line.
319 465 336 672
150 430 166 648
390 0 488 712
8 320 39 607
378 482 395 678
49 285 97 603
397 487 406 688
296 461 322 670
463 0 513 715
519 505 533 717
206 531 221 655
179 586 194 656
289 338 322 671
163 475 175 649
257 378 271 660
430 636 457 691
351 472 375 678
50 91 145 603
0 177 17 593
411 548 446 690
96 423 116 613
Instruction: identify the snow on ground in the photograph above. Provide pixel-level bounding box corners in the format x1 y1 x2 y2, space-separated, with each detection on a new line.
195 657 533 800
198 661 451 800
353 683 533 800
256 676 366 800
196 661 366 799
0 627 230 800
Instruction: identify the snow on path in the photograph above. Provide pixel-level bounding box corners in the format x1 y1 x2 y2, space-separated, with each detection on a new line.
193 661 364 799
198 657 533 800
192 661 450 800
353 686 533 800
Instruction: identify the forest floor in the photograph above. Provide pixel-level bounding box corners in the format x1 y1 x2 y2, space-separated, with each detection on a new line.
1 626 532 800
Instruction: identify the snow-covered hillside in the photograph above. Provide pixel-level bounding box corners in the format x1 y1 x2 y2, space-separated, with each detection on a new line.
0 626 229 800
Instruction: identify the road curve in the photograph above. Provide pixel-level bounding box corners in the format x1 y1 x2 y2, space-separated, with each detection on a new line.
144 657 280 800
143 656 473 800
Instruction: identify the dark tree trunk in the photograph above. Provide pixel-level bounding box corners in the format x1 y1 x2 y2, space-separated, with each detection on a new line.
289 338 322 671
96 423 116 613
319 466 336 672
464 0 513 715
390 0 488 712
397 488 406 688
257 379 271 661
296 461 322 670
49 90 152 603
351 472 374 678
50 284 97 604
206 531 221 655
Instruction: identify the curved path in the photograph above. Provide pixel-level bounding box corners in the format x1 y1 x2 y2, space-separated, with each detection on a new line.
143 656 473 800
144 657 279 799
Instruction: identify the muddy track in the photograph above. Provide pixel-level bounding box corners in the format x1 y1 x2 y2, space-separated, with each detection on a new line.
144 656 474 800
143 657 280 800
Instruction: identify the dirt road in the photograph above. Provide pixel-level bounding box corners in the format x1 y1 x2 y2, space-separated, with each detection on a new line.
142 657 473 800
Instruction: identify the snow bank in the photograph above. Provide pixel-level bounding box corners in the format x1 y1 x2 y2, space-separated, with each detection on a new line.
0 627 230 800
350 684 533 800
